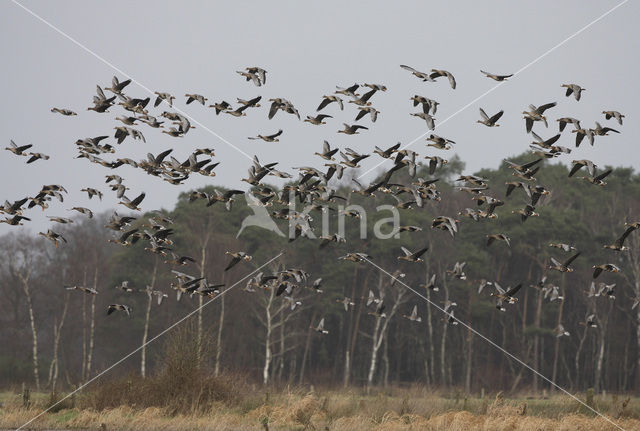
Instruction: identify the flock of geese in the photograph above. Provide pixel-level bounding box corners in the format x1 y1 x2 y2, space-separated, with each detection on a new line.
1 63 634 342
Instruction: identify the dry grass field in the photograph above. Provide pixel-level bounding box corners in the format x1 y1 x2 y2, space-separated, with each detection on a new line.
2 387 640 431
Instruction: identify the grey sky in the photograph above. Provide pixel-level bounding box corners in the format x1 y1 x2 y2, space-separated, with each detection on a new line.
1 1 637 235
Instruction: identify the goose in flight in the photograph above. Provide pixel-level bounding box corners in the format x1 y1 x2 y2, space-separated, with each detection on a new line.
403 305 422 322
317 95 344 111
65 285 97 295
348 88 378 106
185 93 208 105
549 252 580 272
338 123 368 135
580 169 612 186
335 83 360 97
80 188 103 200
549 243 576 252
115 281 135 292
512 204 539 222
568 159 597 177
397 246 429 263
592 263 621 279
304 114 333 125
209 101 232 115
561 83 586 101
311 318 329 334
164 252 196 266
400 64 435 81
154 91 175 107
318 233 346 248
480 70 513 81
69 207 93 218
411 112 435 130
104 76 131 94
48 216 73 224
419 273 439 292
411 95 439 114
579 314 597 328
338 252 372 263
477 108 504 127
338 297 355 311
491 282 522 311
107 304 132 316
314 140 339 160
119 192 146 211
26 152 50 164
553 324 570 337
571 127 595 147
248 130 283 142
602 110 624 125
51 107 77 116
557 117 581 132
446 261 466 280
604 223 639 251
224 251 252 271
0 215 30 225
429 69 456 89
486 233 510 247
593 121 620 136
5 140 32 156
355 106 379 122
522 102 557 132
39 230 67 247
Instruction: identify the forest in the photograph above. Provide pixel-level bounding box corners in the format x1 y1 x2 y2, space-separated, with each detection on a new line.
1 153 640 398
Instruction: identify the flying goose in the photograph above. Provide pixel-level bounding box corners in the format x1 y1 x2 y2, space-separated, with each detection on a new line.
602 110 624 125
118 192 146 211
522 102 557 132
592 263 621 279
432 216 459 237
314 141 339 161
65 285 97 295
477 108 504 127
236 70 262 86
69 207 93 218
549 252 580 272
604 222 639 251
368 301 387 318
348 88 378 106
51 107 77 116
512 204 539 222
561 83 585 101
403 305 422 322
486 233 511 247
209 101 231 115
549 243 576 252
355 106 379 122
248 130 283 142
430 69 456 89
224 251 252 271
480 70 513 81
571 127 595 147
397 246 429 263
337 297 355 311
553 324 570 337
579 314 597 328
38 230 67 247
164 252 196 266
338 123 368 135
425 155 449 174
593 122 620 136
317 95 344 111
338 252 372 263
26 152 50 164
107 228 140 246
154 91 175 107
311 318 329 334
318 233 346 248
0 215 30 225
304 114 333 125
115 280 135 292
48 216 73 224
335 83 360 97
410 112 435 130
400 65 435 82
107 304 132 316
104 76 131 94
419 273 439 292
5 140 33 156
557 117 581 132
491 282 522 311
580 169 612 186
569 159 597 177
446 261 466 280
410 95 439 114
185 93 208 105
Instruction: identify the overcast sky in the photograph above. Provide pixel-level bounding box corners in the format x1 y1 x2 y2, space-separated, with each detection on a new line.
0 1 637 235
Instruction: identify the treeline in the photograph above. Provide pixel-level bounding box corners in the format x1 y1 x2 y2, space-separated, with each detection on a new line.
2 154 640 395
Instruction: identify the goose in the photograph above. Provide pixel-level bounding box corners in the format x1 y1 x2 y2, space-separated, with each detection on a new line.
107 228 140 246
318 233 346 248
512 204 539 222
556 117 581 132
317 95 344 111
208 189 245 211
248 130 283 142
480 70 513 81
549 252 580 272
597 282 616 300
446 262 466 280
340 150 369 168
338 123 369 135
246 67 267 85
477 108 504 127
5 140 33 156
553 324 570 337
605 222 639 251
602 110 624 125
225 104 250 117
397 246 429 263
104 213 136 231
26 153 50 164
348 88 378 106
458 175 488 187
338 252 371 263
115 116 138 126
80 188 103 200
115 281 135 292
568 159 597 177
107 304 132 316
522 102 557 132
426 134 455 147
530 131 561 149
512 166 539 182
410 112 435 130
505 158 542 174
88 85 116 112
185 93 208 105
267 98 299 120
543 285 564 302
432 216 459 237
51 107 77 116
472 195 504 215
164 252 196 266
400 65 435 82
308 278 323 293
486 233 510 247
561 83 585 101
236 96 262 109
337 297 355 311
304 114 333 125
364 83 387 91
580 169 612 186
393 195 416 209
209 101 231 115
311 318 329 334
403 305 422 322
477 279 493 294
592 263 621 279
69 207 93 218
351 179 383 197
549 243 576 252
0 215 30 225
419 273 439 292
335 83 360 97
491 282 522 311
161 127 184 137
38 230 67 247
65 285 97 295
236 70 262 86
425 156 448 174
579 314 597 328
314 140 339 160
104 76 131 94
153 91 175 107
368 301 387 318
410 95 439 114
586 281 601 298
571 128 595 147
430 69 456 89
118 192 146 211
224 251 252 271
593 121 620 136
48 216 73 224
355 106 379 122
